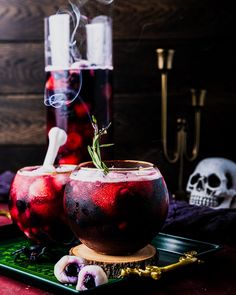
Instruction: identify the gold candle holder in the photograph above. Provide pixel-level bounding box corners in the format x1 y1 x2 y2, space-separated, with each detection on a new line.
156 49 206 197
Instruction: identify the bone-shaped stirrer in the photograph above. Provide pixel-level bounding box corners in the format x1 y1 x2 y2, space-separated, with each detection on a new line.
41 127 67 172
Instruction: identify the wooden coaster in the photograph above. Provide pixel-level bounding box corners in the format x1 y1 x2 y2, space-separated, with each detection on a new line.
70 244 158 278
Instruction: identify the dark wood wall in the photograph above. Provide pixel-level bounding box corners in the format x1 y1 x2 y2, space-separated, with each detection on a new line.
0 0 236 193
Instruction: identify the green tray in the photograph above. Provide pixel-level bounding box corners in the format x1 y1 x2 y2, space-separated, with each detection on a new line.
0 224 221 294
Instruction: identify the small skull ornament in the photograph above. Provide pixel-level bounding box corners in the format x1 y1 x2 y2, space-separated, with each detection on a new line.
186 157 236 209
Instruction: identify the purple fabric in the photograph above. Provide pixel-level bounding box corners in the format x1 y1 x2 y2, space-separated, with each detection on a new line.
162 197 236 246
0 171 15 201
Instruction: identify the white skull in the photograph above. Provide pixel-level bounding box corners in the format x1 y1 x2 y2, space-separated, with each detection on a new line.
186 157 236 209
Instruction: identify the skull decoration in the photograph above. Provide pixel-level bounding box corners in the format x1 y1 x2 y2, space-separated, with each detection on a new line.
186 157 236 209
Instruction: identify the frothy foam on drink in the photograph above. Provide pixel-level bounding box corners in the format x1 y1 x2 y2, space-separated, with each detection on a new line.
45 62 113 72
19 165 76 176
70 168 162 183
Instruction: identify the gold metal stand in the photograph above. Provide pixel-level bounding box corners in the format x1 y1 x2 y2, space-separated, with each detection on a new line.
156 49 206 197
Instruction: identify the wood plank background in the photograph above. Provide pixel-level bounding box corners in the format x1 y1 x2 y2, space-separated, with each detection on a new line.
0 0 236 193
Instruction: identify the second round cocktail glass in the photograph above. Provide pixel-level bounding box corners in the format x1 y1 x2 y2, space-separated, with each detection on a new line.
64 160 169 255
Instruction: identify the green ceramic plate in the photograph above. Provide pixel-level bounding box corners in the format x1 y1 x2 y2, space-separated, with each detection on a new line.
0 225 221 294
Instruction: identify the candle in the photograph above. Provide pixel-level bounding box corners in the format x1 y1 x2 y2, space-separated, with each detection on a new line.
49 14 70 69
86 22 105 66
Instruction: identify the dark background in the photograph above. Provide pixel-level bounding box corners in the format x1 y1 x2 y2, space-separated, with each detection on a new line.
0 0 236 195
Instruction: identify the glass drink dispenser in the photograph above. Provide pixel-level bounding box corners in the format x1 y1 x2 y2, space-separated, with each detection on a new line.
44 1 113 164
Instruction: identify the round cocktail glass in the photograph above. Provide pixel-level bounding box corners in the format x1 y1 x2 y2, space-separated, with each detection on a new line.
9 165 76 245
64 160 169 255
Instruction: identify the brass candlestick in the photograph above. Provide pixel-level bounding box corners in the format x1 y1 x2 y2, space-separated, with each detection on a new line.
156 49 206 197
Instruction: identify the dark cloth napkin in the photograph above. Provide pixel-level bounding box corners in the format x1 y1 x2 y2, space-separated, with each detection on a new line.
162 196 236 246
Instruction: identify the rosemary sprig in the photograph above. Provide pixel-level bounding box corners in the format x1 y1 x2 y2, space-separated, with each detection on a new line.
87 116 113 175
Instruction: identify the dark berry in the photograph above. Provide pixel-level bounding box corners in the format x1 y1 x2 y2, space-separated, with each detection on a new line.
83 274 96 289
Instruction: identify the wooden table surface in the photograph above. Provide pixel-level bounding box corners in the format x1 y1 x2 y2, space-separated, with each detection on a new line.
0 202 235 295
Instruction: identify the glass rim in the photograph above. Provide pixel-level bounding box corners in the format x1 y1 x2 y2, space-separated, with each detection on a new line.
17 164 77 176
77 160 155 172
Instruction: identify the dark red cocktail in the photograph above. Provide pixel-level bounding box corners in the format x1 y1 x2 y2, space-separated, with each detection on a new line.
64 160 169 255
45 67 113 165
9 165 76 245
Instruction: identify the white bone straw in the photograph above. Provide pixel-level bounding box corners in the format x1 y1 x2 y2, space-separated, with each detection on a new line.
42 127 67 171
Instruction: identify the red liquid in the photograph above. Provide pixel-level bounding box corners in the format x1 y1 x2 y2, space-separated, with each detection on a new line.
64 166 169 255
9 166 75 245
45 67 113 165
